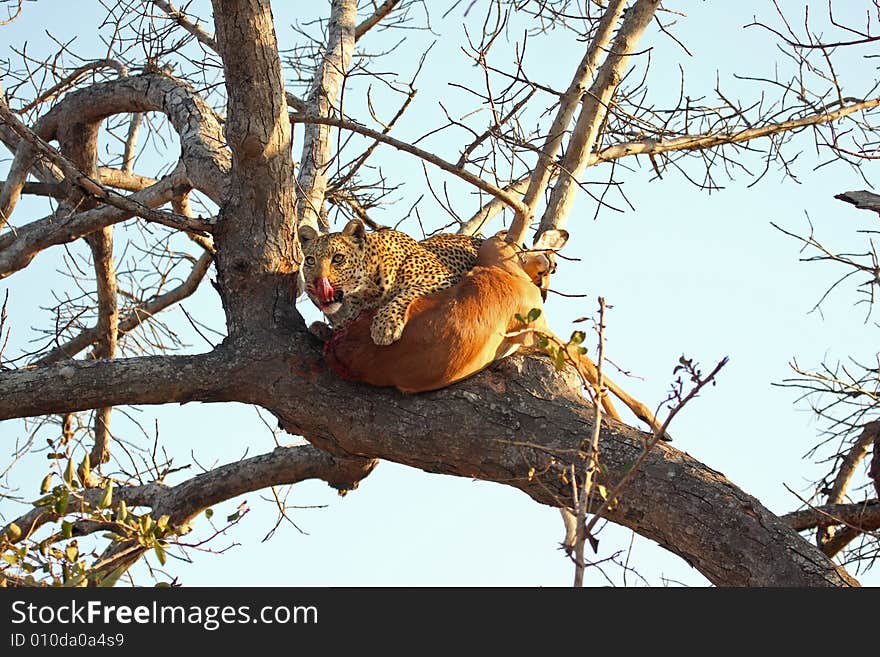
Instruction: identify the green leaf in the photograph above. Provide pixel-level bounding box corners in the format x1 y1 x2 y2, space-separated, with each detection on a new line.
98 480 113 509
514 313 526 324
63 459 76 487
226 511 240 523
156 515 170 532
64 543 78 562
153 544 167 566
526 308 541 323
5 523 22 542
569 330 585 346
40 473 53 494
0 553 19 565
95 563 129 588
117 500 128 523
554 347 566 372
54 495 69 516
32 494 54 507
204 508 214 520
61 521 74 540
78 454 91 486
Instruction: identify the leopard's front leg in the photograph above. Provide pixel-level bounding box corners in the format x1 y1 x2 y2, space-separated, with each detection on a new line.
370 285 435 346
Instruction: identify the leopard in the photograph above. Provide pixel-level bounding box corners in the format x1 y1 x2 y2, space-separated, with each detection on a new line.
298 219 482 346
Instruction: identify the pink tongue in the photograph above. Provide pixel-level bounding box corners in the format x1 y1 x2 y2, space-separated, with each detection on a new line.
313 277 335 304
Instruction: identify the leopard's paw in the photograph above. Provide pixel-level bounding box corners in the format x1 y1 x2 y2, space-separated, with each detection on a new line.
370 316 404 346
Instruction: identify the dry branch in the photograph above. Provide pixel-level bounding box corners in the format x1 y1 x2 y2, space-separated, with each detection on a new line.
0 102 213 234
0 167 189 278
533 0 662 242
517 0 628 244
295 0 357 231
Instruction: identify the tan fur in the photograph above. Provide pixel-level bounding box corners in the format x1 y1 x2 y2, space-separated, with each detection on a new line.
324 235 667 438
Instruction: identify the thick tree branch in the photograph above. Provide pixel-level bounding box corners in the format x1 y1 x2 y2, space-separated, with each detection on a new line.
211 0 298 335
295 0 357 231
817 421 880 552
533 0 661 242
783 500 880 533
2 444 376 546
0 349 236 420
0 102 213 234
835 189 880 215
516 0 628 242
0 166 189 278
0 73 229 213
0 329 858 586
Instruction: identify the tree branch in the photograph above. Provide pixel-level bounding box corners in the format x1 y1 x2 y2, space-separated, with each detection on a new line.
534 0 662 241
0 349 237 420
0 102 213 234
514 0 628 244
291 113 528 218
0 166 189 279
591 98 880 166
295 0 357 231
31 250 212 366
355 0 401 41
1 444 376 546
151 0 218 51
835 189 880 216
783 500 880 533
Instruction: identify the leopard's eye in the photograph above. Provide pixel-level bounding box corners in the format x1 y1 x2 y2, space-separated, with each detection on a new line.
331 253 345 265
304 255 316 266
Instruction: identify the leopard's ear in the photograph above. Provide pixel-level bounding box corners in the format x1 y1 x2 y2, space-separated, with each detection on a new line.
341 219 367 244
298 224 319 247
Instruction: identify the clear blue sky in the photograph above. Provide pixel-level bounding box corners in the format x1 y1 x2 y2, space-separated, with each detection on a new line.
1 1 877 586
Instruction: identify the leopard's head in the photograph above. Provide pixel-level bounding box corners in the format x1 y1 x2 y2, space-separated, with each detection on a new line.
298 219 369 317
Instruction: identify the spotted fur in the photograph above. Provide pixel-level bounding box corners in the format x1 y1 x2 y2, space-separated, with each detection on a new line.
299 220 481 346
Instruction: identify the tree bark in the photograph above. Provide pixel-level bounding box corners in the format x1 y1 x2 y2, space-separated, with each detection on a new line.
0 333 859 587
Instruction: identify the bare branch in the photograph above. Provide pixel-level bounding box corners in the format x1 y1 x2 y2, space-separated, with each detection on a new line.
291 113 528 217
592 99 880 166
31 250 212 366
516 0 628 244
355 0 401 41
151 0 218 51
295 0 357 231
535 0 662 242
0 102 214 234
0 167 189 278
